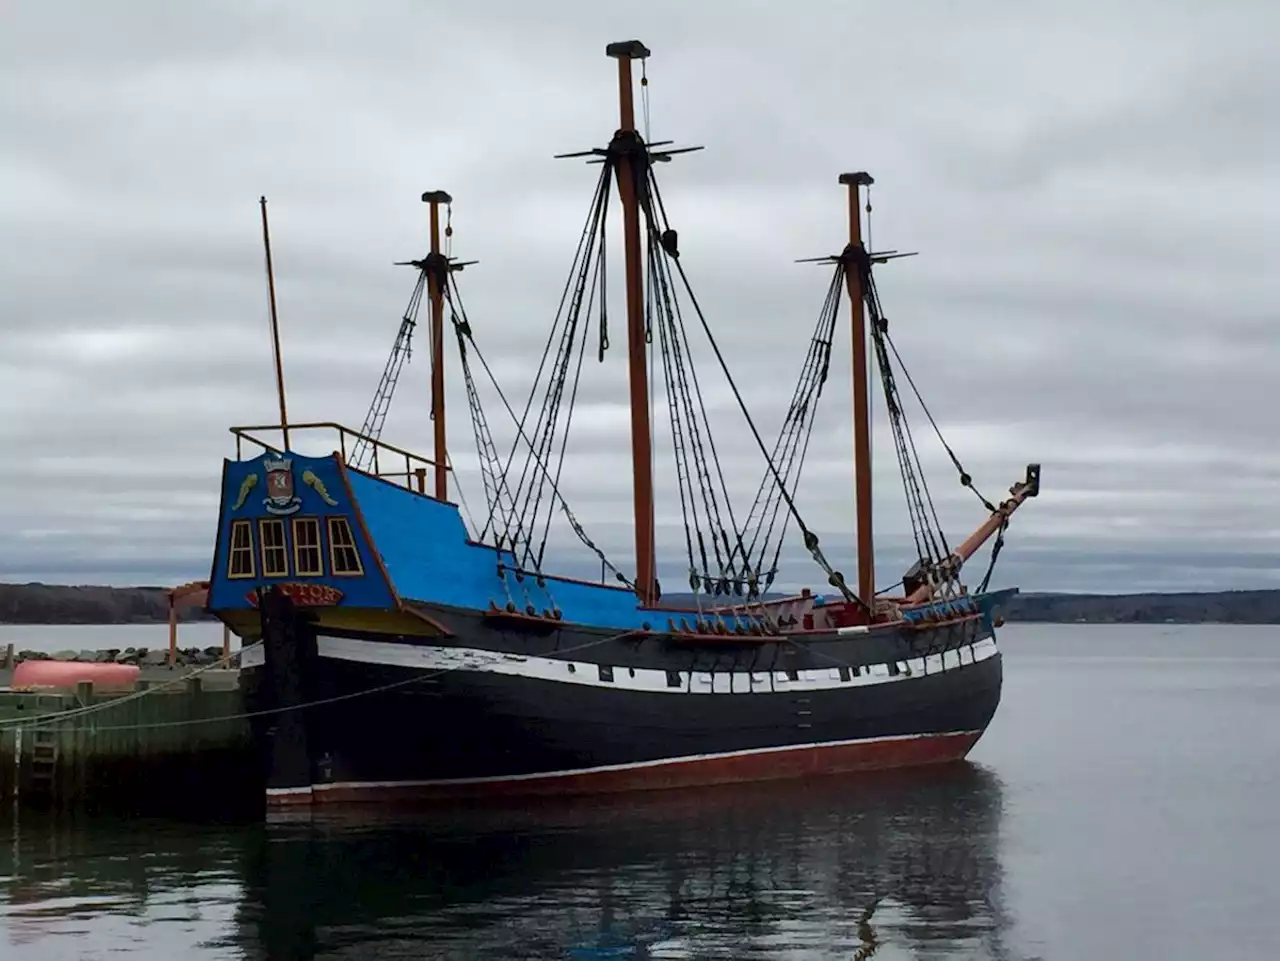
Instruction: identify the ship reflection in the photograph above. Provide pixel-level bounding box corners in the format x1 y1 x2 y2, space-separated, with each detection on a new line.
237 762 1013 960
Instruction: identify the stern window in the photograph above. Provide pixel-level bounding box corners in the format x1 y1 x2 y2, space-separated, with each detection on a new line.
293 517 323 576
227 520 255 579
259 519 288 577
327 517 364 576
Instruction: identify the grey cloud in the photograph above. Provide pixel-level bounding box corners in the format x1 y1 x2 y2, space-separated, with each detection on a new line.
2 0 1276 593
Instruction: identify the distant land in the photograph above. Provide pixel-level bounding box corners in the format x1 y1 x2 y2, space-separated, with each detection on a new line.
1 581 1278 625
1001 589 1279 625
0 583 215 625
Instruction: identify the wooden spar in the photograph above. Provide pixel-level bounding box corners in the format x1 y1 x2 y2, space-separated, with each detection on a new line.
905 465 1042 604
422 190 452 502
838 172 876 610
606 40 657 606
166 580 212 667
259 197 291 451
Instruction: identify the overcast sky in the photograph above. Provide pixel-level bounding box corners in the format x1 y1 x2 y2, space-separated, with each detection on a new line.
2 0 1276 594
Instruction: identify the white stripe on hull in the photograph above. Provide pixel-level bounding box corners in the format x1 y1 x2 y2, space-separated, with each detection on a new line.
242 635 998 695
266 786 312 798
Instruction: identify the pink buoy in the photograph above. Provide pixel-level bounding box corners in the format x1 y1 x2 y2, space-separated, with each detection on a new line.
12 661 141 692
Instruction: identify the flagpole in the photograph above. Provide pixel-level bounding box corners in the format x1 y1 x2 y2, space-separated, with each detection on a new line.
259 196 291 451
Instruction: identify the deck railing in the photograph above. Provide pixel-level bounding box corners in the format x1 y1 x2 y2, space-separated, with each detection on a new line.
229 422 448 494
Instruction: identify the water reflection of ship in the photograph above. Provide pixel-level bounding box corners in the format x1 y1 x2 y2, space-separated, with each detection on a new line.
0 812 249 952
237 763 1015 960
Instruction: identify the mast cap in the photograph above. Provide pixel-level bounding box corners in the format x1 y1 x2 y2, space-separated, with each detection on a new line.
838 172 875 186
421 190 453 204
606 40 651 60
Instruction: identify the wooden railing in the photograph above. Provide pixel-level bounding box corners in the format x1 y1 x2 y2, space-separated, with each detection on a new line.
229 422 448 494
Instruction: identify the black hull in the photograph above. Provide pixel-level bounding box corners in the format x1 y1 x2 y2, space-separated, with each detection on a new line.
245 610 1002 805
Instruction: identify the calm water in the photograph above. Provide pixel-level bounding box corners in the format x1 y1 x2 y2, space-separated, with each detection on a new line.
1 623 1278 959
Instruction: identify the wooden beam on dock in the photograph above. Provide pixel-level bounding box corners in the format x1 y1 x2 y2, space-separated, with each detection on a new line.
167 580 212 667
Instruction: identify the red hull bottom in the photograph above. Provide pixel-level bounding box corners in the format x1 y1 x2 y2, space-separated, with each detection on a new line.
265 730 983 807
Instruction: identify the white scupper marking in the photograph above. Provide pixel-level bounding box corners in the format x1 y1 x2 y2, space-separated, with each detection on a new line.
292 635 1000 694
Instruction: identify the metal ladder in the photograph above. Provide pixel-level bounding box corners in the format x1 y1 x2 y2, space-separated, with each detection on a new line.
23 695 64 803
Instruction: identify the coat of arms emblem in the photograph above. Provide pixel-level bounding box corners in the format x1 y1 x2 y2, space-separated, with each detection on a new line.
263 456 302 515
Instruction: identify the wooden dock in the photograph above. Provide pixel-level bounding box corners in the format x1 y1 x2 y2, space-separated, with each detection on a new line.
0 669 260 816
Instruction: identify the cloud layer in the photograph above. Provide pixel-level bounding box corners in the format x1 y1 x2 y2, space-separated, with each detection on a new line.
2 0 1276 593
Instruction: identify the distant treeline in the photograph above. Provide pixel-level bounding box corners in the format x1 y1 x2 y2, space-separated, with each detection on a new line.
0 583 215 625
0 582 1278 625
1003 590 1280 625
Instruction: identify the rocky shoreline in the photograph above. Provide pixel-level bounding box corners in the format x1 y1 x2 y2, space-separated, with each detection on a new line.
5 646 238 668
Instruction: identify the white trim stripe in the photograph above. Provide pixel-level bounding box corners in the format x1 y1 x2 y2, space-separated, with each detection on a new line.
304 635 999 694
309 729 983 793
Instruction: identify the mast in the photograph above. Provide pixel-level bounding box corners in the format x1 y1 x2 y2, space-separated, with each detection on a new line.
839 172 876 609
258 196 291 451
606 40 657 606
422 190 452 501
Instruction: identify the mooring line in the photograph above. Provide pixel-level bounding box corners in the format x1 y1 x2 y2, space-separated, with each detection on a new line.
2 631 634 734
0 647 263 737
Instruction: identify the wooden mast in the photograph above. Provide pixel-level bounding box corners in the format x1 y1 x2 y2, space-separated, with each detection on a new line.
606 40 657 605
259 196 291 451
422 190 452 501
839 172 876 610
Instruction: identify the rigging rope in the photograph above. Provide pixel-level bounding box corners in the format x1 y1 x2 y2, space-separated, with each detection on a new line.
858 254 954 591
440 111 1005 609
640 59 651 143
447 268 632 588
645 197 744 596
736 264 844 596
481 165 613 542
350 272 425 470
977 519 1007 594
482 164 611 566
882 332 998 515
447 276 523 554
856 251 1014 596
642 171 864 610
0 642 263 730
494 166 612 583
10 630 638 734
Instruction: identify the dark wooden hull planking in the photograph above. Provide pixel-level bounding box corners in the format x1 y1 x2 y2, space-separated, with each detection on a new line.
244 609 1002 806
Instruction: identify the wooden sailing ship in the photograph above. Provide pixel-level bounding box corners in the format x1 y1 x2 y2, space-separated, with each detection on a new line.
205 40 1040 806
